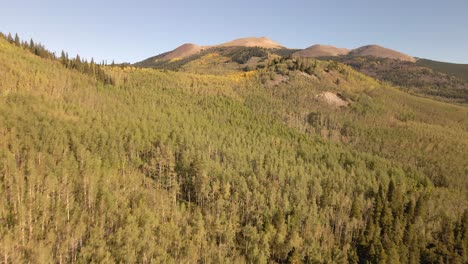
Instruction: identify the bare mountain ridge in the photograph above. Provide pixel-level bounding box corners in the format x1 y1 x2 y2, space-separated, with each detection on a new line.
136 37 418 66
161 43 203 60
216 36 284 49
293 44 415 62
293 44 350 58
155 37 283 61
350 44 416 62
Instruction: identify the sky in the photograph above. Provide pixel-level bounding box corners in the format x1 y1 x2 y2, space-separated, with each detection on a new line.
1 0 467 63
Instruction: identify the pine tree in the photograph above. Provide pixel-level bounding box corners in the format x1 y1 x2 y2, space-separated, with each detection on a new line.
14 33 20 46
7 33 13 43
455 210 468 262
190 158 209 207
387 180 403 213
350 196 362 219
60 50 67 65
29 39 34 52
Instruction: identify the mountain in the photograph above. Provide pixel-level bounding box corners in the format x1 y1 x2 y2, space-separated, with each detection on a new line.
290 44 467 103
134 37 284 67
328 55 468 103
135 37 283 66
137 39 417 70
1 33 467 263
292 44 416 62
349 44 416 62
293 44 350 57
133 43 204 68
140 40 432 68
215 36 283 49
160 43 203 60
417 58 468 81
134 39 467 103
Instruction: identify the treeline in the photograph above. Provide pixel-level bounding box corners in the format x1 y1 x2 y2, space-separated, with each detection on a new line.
0 32 114 85
59 51 114 85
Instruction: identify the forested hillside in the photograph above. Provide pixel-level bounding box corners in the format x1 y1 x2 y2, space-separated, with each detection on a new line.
0 34 467 263
321 56 468 104
136 44 468 105
416 59 468 82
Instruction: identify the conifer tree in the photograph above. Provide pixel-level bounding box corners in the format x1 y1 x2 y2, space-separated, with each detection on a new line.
350 196 362 219
60 50 67 64
7 33 13 43
14 33 20 46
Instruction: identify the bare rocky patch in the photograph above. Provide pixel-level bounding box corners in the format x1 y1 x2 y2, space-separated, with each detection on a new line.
316 91 350 107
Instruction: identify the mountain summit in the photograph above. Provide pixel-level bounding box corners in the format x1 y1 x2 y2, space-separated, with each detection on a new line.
292 44 416 62
215 37 283 49
135 37 284 64
161 43 203 60
350 44 416 62
293 44 350 58
138 37 416 65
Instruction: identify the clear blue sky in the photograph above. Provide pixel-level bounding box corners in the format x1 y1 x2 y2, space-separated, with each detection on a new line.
1 0 467 63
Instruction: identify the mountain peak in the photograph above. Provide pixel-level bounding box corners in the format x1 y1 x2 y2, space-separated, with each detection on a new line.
293 44 350 58
216 37 283 49
161 43 202 60
155 37 283 61
292 43 416 62
351 45 416 62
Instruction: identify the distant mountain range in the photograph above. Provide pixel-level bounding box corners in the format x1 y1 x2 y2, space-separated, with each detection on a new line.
134 36 468 103
292 44 416 62
136 36 416 64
